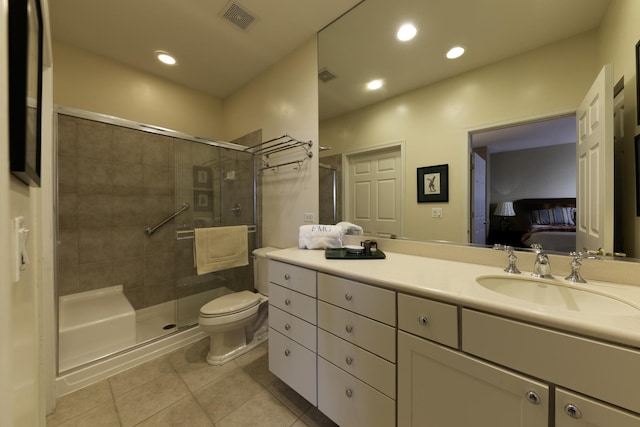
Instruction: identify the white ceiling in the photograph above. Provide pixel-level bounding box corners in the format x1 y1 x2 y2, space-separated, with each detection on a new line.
318 0 610 120
49 0 362 99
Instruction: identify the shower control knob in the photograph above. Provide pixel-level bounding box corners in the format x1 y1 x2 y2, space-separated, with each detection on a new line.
285 323 291 331
284 298 291 306
284 349 290 357
345 356 353 365
345 293 353 301
284 274 290 280
345 324 354 333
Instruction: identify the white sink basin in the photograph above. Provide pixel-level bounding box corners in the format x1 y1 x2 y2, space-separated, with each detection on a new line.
476 275 640 315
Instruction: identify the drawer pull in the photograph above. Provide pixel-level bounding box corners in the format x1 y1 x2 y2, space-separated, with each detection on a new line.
285 298 291 306
564 404 582 419
284 349 290 357
284 323 291 331
284 273 291 280
345 356 353 365
345 293 353 301
345 388 353 398
418 315 429 326
526 391 541 405
345 324 354 333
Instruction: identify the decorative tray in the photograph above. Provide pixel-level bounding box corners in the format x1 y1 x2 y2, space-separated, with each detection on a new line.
325 248 386 260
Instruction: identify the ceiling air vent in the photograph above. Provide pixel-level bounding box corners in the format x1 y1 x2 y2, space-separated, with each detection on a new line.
318 68 336 83
221 2 256 31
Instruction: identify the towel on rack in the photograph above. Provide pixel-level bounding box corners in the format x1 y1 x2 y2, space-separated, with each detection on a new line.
298 225 344 249
194 225 248 275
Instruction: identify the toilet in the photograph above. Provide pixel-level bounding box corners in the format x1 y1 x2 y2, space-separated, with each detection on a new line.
198 247 277 365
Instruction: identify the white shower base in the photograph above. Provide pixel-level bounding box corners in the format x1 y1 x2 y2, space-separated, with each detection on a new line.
55 287 234 397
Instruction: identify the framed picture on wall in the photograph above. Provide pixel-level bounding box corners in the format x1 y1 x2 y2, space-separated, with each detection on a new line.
193 166 212 189
417 164 449 203
194 190 213 211
635 134 640 216
636 40 640 125
8 0 44 186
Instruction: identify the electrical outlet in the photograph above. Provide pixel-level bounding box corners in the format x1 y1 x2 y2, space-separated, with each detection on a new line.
432 208 443 218
304 213 314 222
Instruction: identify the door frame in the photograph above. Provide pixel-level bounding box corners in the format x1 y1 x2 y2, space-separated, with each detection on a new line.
465 108 577 244
342 140 406 237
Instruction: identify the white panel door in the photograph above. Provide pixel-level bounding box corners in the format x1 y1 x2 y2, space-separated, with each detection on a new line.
471 152 487 245
347 147 402 238
576 64 613 254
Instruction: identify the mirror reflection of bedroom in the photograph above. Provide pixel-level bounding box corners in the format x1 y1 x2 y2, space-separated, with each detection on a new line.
471 115 579 253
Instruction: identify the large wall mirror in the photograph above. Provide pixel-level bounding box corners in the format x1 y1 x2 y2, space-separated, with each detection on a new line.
318 0 639 257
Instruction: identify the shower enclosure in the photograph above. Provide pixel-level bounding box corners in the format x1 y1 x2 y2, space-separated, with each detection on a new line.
55 107 258 373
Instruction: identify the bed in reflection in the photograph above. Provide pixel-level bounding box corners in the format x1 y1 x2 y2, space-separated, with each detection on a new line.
489 198 576 252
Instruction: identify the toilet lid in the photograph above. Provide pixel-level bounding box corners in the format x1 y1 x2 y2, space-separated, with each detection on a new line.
200 291 261 317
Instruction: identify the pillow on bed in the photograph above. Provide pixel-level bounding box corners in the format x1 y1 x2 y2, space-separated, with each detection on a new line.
530 207 575 226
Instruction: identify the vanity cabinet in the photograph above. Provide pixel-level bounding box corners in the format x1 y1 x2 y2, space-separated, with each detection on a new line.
397 331 549 427
267 261 317 405
316 273 396 427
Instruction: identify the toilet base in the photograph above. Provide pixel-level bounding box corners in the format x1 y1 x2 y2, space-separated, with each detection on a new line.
205 326 268 366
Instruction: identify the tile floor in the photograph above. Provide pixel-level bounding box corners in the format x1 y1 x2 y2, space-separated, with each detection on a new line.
46 338 338 427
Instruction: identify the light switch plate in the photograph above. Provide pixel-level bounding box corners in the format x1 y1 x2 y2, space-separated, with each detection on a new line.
304 213 314 222
432 208 443 218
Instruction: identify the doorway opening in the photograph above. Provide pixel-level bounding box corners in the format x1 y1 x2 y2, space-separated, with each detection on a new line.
469 114 577 249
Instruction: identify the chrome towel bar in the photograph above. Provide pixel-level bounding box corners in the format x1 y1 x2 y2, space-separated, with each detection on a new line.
145 203 190 236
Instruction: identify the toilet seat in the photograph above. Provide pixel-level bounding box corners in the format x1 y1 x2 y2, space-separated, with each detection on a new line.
200 291 261 318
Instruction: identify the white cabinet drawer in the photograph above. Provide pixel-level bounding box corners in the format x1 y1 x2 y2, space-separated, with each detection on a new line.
269 282 316 325
318 273 396 326
268 261 316 297
318 329 395 399
318 301 395 362
556 388 640 426
318 357 395 427
462 309 640 414
398 293 458 348
269 305 316 352
268 328 317 406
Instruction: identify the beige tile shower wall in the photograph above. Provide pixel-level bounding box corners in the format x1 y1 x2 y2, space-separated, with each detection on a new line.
57 114 177 309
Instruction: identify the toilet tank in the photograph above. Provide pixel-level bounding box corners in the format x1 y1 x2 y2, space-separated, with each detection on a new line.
252 247 279 295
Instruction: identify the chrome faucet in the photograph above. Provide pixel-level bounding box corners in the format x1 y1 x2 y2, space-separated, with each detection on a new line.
493 244 521 274
565 252 601 283
530 243 553 279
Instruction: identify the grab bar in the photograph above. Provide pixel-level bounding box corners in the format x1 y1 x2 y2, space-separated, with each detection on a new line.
145 203 190 236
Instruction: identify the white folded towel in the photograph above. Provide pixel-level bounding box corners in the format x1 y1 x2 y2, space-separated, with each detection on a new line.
336 221 364 235
194 225 248 275
298 225 344 249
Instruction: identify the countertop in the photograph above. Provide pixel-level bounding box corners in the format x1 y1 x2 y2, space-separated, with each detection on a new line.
268 247 640 349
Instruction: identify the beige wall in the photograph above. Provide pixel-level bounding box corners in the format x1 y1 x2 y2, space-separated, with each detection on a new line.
52 41 224 140
597 0 640 257
224 38 320 248
320 32 600 243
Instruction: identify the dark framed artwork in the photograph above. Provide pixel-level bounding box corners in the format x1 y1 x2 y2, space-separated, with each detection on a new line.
636 40 640 125
193 190 213 212
417 164 449 203
193 166 212 188
635 134 640 216
8 0 44 186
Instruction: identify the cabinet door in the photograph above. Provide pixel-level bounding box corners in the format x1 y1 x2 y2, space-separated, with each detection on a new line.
398 331 548 427
268 328 317 406
556 388 640 427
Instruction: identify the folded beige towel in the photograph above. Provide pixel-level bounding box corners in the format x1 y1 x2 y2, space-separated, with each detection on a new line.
194 225 248 275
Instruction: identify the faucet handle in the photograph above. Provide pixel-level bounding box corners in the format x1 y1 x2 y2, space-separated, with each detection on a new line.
493 244 521 274
565 252 601 283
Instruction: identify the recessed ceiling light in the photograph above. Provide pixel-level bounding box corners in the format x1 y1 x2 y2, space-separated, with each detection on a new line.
397 23 417 41
446 46 465 59
155 50 177 65
367 79 383 90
